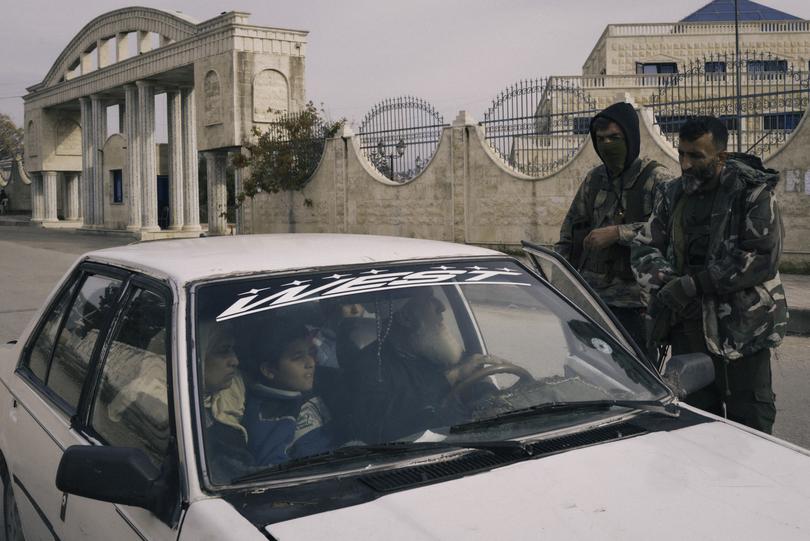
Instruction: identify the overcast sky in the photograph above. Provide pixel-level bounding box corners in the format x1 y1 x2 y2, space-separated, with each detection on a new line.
2 0 809 133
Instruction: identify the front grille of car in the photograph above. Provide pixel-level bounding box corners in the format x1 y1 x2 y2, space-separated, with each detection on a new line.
359 422 646 493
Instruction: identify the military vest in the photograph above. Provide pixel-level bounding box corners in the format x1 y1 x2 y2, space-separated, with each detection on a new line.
582 160 660 280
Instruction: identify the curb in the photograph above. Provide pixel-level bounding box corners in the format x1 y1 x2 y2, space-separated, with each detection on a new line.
0 219 31 227
788 307 810 336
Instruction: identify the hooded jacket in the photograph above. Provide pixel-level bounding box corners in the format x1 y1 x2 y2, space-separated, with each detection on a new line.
555 103 674 307
244 383 332 465
631 154 788 359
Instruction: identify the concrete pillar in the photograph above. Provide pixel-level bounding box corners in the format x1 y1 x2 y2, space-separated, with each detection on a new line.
30 173 44 223
116 32 128 62
137 31 151 54
205 151 228 235
66 173 80 221
124 85 142 230
233 153 243 234
451 111 474 244
42 171 58 223
90 95 107 226
167 89 184 230
137 80 159 231
80 50 93 75
79 97 94 226
181 87 201 231
98 38 114 69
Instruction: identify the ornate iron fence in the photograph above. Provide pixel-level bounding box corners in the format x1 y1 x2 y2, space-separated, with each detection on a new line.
481 78 600 177
357 96 447 182
650 51 810 157
262 109 336 181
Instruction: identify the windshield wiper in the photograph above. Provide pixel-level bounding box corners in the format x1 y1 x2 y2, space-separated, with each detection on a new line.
231 440 525 484
450 399 678 433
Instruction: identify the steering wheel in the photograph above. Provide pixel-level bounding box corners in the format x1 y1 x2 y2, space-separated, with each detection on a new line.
447 355 534 405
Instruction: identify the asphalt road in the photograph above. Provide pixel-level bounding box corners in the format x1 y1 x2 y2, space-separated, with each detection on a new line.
1 227 808 449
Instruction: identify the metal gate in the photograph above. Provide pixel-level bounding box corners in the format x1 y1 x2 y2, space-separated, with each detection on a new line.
357 96 447 182
650 51 810 157
481 78 599 177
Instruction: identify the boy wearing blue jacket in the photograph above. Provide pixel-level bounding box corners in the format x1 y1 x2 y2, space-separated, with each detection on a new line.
245 324 332 465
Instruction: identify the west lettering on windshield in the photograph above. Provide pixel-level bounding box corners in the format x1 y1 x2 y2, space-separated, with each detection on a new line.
216 266 528 322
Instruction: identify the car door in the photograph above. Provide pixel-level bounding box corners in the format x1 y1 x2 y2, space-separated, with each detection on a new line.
4 263 129 540
521 241 653 368
61 274 182 540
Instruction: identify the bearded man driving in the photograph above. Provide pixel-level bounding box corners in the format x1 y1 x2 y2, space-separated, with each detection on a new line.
340 290 491 444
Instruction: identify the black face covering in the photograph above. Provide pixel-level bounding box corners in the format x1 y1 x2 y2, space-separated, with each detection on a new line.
682 158 720 194
596 139 627 177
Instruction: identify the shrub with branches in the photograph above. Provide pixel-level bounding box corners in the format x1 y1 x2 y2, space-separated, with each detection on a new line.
232 102 343 207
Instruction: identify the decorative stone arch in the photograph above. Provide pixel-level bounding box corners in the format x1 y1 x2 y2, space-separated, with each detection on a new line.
36 7 199 89
253 69 289 122
203 69 223 126
56 117 82 156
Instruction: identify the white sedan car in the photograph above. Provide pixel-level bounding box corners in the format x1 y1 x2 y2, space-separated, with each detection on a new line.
0 234 808 541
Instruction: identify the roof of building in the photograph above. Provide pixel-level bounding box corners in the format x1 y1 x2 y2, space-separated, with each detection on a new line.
86 234 504 285
681 0 801 22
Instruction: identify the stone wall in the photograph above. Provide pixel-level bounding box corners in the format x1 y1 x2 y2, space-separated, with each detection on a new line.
240 106 810 264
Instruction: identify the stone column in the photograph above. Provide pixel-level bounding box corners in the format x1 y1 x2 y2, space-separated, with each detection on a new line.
233 152 243 234
205 151 228 235
79 97 94 226
124 84 141 230
30 173 44 223
137 31 151 54
90 95 107 226
451 112 474 244
137 80 159 231
98 38 114 69
66 173 80 221
181 87 201 231
80 51 93 76
42 171 58 223
116 32 128 62
166 89 184 230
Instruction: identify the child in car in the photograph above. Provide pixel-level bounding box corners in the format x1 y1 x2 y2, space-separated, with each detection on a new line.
244 323 333 465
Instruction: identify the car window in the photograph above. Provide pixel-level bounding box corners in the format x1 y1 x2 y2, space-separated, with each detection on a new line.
90 287 171 467
47 274 123 410
523 245 634 352
193 260 668 485
24 279 79 381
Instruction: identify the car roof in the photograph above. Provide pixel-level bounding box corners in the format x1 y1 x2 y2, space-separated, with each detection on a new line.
86 234 505 285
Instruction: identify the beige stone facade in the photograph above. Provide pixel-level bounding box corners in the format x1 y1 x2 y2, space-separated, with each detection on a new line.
572 18 810 109
23 7 307 238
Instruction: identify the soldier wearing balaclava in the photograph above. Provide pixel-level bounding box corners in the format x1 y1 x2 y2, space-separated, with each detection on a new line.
555 102 674 356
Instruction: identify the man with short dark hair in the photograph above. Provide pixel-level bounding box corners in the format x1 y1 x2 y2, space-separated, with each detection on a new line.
556 102 673 352
632 115 787 433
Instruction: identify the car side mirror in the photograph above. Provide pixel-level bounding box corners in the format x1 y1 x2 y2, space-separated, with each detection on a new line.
661 353 715 398
56 446 168 513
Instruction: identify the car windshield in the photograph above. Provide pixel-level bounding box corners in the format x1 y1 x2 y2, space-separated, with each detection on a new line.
193 259 668 485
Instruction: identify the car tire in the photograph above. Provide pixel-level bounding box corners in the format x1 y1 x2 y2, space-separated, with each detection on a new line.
1 471 24 541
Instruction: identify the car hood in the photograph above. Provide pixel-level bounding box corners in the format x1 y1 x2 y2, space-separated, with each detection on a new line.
266 420 810 540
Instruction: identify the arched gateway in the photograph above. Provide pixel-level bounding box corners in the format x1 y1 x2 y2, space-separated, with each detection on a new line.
23 7 307 238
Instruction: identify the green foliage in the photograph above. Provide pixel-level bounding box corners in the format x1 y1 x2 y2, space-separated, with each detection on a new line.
0 114 23 161
232 102 343 207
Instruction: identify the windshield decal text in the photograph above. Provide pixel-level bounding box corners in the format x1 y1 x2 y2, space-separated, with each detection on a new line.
216 267 529 322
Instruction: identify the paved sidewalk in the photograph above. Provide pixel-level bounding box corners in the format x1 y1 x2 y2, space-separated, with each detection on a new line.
784 274 810 335
0 213 30 226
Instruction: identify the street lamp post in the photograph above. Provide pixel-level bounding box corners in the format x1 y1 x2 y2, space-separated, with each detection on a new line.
377 138 407 181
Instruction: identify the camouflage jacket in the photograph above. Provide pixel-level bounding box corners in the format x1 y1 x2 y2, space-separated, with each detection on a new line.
555 158 674 308
631 155 788 360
